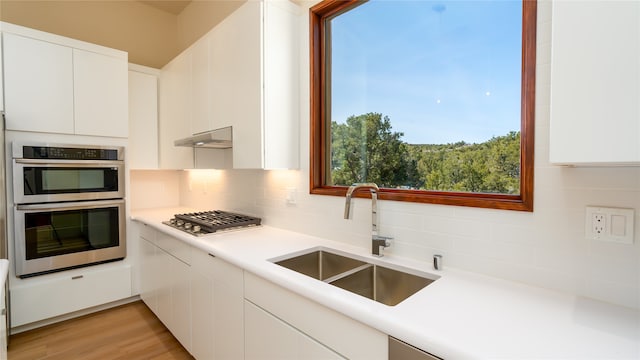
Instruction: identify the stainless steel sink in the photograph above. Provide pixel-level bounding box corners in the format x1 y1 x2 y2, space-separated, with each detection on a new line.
329 264 434 306
272 248 437 306
274 249 367 281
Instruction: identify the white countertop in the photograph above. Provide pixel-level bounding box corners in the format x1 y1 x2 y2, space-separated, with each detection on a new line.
132 208 640 359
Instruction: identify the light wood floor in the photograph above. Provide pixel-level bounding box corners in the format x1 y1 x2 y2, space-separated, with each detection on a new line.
7 301 194 360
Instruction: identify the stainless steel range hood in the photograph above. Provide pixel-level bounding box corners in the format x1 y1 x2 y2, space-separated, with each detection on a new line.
174 126 232 149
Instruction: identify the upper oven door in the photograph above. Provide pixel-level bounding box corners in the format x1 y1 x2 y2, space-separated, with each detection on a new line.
13 159 125 204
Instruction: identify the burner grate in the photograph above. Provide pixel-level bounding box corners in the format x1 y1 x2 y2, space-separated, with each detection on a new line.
174 210 261 233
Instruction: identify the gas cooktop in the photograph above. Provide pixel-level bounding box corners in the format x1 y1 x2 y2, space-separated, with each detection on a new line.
162 210 261 236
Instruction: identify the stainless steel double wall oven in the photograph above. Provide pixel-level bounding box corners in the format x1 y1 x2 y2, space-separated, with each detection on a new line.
12 143 126 278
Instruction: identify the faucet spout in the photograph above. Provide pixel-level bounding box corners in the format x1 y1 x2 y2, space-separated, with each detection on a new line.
344 183 379 220
343 183 391 257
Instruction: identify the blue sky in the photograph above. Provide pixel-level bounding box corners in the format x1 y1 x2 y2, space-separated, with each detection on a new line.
330 0 523 145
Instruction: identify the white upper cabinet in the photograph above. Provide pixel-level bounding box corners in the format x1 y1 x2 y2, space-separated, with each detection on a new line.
159 0 300 169
0 33 4 113
3 33 74 134
549 1 640 165
129 66 159 169
159 50 194 169
1 23 128 138
262 0 300 169
210 0 300 169
190 37 212 135
74 49 128 137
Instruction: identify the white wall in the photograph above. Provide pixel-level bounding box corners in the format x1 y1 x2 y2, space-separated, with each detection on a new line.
149 0 640 310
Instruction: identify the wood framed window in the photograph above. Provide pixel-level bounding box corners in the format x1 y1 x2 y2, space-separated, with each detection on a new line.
310 0 536 211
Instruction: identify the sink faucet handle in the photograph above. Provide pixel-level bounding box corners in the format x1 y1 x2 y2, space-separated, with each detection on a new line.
372 235 393 247
372 235 392 257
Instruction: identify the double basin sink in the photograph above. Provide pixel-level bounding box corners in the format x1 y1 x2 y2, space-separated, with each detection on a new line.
272 247 439 306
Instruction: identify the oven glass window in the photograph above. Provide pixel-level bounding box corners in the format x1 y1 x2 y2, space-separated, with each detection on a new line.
24 207 120 260
23 167 119 195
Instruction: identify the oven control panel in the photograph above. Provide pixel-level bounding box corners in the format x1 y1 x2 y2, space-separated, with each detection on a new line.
22 145 119 160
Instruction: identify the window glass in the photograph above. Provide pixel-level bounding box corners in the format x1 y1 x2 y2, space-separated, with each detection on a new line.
329 0 521 194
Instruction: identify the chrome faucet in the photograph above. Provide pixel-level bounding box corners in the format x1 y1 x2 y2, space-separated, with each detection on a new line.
344 183 392 257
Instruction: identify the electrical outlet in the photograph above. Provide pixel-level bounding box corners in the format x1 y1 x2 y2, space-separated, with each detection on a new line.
286 187 297 205
585 206 635 244
592 213 605 236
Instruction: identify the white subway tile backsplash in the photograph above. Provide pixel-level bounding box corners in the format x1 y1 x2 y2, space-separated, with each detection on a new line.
385 227 455 253
130 170 180 209
378 210 424 230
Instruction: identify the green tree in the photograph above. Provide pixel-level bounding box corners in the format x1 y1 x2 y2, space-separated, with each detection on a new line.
330 113 419 188
412 132 520 194
331 112 521 194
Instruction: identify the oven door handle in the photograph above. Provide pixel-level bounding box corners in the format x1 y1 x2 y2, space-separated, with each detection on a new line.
16 199 125 211
14 159 123 166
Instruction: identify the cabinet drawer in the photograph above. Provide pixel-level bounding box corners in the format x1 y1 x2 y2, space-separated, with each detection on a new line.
138 222 157 243
191 249 243 291
156 232 191 265
244 272 387 360
10 264 132 327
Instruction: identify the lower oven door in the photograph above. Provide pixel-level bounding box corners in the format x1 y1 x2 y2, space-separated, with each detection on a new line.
14 199 126 278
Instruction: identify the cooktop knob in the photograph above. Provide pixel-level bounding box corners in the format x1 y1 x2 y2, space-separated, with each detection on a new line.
193 225 201 233
184 222 192 230
177 220 184 226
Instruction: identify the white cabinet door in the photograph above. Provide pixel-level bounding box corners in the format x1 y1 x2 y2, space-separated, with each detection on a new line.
263 0 300 169
191 249 244 360
140 231 192 353
73 49 128 138
154 247 172 327
159 50 194 169
10 265 132 327
245 300 345 360
0 33 4 113
549 1 640 165
128 69 159 169
210 1 262 169
0 270 6 360
245 272 388 360
209 0 299 169
147 242 191 352
169 253 191 353
3 33 74 134
190 266 215 359
138 235 159 314
191 37 212 135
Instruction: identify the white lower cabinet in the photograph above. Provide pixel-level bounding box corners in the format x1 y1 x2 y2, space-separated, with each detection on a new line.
244 272 388 360
137 222 245 359
10 264 132 327
138 235 159 314
136 222 387 360
0 266 7 360
245 300 345 360
137 225 192 353
167 251 191 351
190 249 244 360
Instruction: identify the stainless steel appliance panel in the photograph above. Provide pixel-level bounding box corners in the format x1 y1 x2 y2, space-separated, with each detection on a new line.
13 160 124 204
14 199 126 277
12 143 124 204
